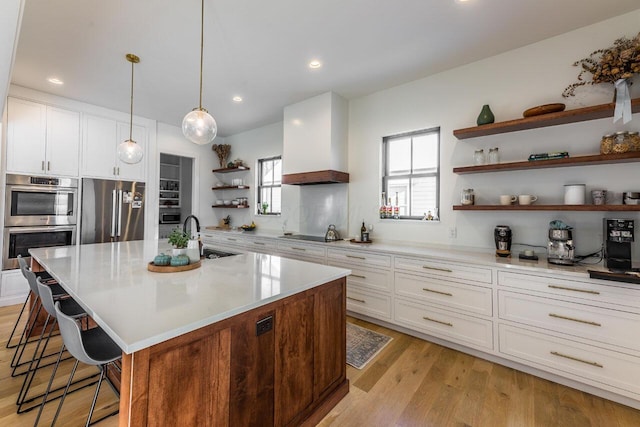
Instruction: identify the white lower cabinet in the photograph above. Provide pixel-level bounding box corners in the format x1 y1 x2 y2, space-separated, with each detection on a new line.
394 297 493 351
0 270 29 306
346 284 392 320
277 240 327 264
499 324 640 396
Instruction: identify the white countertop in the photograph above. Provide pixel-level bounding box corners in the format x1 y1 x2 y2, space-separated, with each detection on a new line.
29 240 351 354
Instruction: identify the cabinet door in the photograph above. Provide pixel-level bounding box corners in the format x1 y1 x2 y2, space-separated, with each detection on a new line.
6 97 47 174
82 114 117 178
117 121 146 181
46 107 80 176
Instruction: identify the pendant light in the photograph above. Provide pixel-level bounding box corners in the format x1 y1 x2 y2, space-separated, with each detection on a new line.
117 53 144 164
182 0 217 145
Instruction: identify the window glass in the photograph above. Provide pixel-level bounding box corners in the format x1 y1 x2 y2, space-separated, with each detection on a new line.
257 156 282 215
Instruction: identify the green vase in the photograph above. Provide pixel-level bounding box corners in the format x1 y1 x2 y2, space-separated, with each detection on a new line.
476 104 495 126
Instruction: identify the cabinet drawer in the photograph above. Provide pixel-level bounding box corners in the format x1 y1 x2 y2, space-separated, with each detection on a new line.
498 271 640 310
498 290 640 352
394 256 492 284
499 324 640 396
395 272 492 317
394 298 493 351
329 261 392 293
277 241 327 259
1 272 29 298
244 237 274 254
327 248 391 268
277 252 325 265
346 285 392 320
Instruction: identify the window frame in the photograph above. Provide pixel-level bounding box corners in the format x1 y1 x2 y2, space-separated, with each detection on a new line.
381 127 440 220
256 155 282 216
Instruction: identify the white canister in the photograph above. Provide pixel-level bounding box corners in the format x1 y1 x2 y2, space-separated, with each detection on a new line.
564 184 586 205
186 240 200 263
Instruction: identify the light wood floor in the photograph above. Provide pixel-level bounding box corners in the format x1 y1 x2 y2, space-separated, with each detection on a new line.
2 304 640 426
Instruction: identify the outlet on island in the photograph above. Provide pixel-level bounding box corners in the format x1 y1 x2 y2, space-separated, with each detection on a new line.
256 315 274 336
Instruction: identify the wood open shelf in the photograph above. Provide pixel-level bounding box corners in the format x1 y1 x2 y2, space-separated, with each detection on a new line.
453 98 640 140
453 152 640 174
212 166 250 173
211 205 250 209
453 204 640 211
212 185 250 190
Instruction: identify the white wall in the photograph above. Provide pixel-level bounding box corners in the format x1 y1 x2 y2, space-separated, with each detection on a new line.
347 9 640 255
0 0 23 116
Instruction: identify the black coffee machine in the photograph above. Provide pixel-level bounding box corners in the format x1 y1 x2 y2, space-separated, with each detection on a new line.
603 219 634 271
494 225 512 257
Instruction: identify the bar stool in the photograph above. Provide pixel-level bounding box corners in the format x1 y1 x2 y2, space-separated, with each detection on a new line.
49 301 121 427
16 276 88 414
6 256 61 351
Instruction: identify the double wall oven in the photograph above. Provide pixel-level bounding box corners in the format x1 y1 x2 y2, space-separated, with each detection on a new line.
3 174 78 270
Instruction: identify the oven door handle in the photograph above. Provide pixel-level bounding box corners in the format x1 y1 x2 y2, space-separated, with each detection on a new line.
7 185 78 193
111 189 117 238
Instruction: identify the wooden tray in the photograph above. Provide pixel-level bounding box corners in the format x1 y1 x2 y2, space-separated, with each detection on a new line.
148 260 201 273
349 239 372 244
522 103 566 117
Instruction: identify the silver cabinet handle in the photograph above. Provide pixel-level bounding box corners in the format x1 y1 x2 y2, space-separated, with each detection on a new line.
422 287 453 297
349 274 366 279
226 238 237 242
548 285 600 295
113 166 117 175
550 351 603 368
253 241 266 246
291 247 306 251
346 254 366 260
42 161 45 171
422 316 453 327
47 161 50 171
549 313 601 327
117 167 120 175
347 296 366 303
422 265 452 273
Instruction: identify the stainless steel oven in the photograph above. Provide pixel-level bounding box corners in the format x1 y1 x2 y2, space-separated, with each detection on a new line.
3 225 76 270
5 174 78 226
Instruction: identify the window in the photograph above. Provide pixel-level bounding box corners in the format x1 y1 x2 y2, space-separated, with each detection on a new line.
257 156 282 215
382 127 439 219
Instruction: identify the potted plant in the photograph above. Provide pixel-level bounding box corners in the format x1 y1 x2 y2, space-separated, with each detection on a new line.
167 228 190 255
261 202 269 215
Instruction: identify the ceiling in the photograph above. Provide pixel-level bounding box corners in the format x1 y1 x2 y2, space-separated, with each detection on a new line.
11 0 640 137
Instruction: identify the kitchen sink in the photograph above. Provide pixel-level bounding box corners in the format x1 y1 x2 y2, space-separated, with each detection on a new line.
202 248 238 259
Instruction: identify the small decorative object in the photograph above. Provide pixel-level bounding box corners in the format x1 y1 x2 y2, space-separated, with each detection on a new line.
170 254 190 267
476 104 495 126
261 202 269 214
562 31 640 124
167 228 189 249
153 253 171 266
592 189 607 205
212 144 232 168
233 158 244 167
600 133 615 154
227 162 235 168
522 103 566 117
241 221 256 231
473 149 486 165
488 147 499 164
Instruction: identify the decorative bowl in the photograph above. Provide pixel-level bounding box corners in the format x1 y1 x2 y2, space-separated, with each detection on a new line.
223 200 231 205
215 200 223 205
241 225 256 231
232 200 240 205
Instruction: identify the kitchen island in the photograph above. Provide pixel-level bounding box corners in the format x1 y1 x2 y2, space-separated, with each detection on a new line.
29 240 351 426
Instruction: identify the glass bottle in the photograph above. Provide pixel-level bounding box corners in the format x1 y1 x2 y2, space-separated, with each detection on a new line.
473 149 486 165
461 189 475 205
600 134 615 154
488 147 499 164
393 192 399 219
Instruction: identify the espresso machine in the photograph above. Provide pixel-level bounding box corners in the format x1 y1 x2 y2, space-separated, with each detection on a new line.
604 219 634 271
494 225 512 257
548 220 575 265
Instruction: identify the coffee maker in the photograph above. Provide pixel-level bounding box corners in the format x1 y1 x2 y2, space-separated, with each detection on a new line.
494 225 512 257
604 219 634 271
548 221 575 265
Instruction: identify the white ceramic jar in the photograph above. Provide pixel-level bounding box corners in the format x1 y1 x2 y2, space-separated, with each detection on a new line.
564 184 586 205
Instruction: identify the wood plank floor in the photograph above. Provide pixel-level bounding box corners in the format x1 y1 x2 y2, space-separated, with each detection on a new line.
2 304 640 426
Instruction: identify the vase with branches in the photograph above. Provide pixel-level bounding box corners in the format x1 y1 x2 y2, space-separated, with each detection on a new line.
212 144 231 168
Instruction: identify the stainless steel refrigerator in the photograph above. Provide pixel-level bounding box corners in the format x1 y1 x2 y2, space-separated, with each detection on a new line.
80 178 145 244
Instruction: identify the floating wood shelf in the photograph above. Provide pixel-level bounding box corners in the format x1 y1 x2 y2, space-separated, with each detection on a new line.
211 205 250 209
453 204 640 211
212 166 250 173
211 185 250 190
453 152 640 174
453 98 640 140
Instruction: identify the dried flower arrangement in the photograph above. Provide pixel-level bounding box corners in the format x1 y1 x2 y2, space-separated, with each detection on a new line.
212 144 231 168
562 31 640 98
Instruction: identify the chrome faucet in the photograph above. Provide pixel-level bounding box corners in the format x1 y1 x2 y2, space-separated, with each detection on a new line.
183 215 201 237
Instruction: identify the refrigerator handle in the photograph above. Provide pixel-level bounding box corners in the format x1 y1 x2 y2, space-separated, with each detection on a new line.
111 189 117 238
117 189 123 237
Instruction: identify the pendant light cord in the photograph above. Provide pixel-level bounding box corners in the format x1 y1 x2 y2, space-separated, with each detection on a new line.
199 0 204 111
129 57 135 141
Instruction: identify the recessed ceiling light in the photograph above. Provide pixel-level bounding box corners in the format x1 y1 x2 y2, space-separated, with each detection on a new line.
309 60 322 69
47 77 64 85
232 96 243 103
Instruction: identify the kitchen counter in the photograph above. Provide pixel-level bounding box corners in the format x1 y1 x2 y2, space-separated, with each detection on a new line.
30 240 351 426
29 240 350 354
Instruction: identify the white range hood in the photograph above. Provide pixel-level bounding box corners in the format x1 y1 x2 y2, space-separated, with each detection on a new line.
282 92 349 185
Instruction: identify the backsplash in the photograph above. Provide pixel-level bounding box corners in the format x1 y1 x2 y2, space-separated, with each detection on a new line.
299 184 348 237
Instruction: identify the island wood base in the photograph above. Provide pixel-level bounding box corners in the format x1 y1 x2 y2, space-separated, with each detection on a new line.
119 277 347 426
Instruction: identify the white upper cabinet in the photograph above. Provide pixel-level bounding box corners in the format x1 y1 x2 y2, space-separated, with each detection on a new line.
6 97 80 176
82 114 146 182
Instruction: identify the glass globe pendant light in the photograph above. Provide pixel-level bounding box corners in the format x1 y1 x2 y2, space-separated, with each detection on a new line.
117 53 144 164
182 0 217 145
